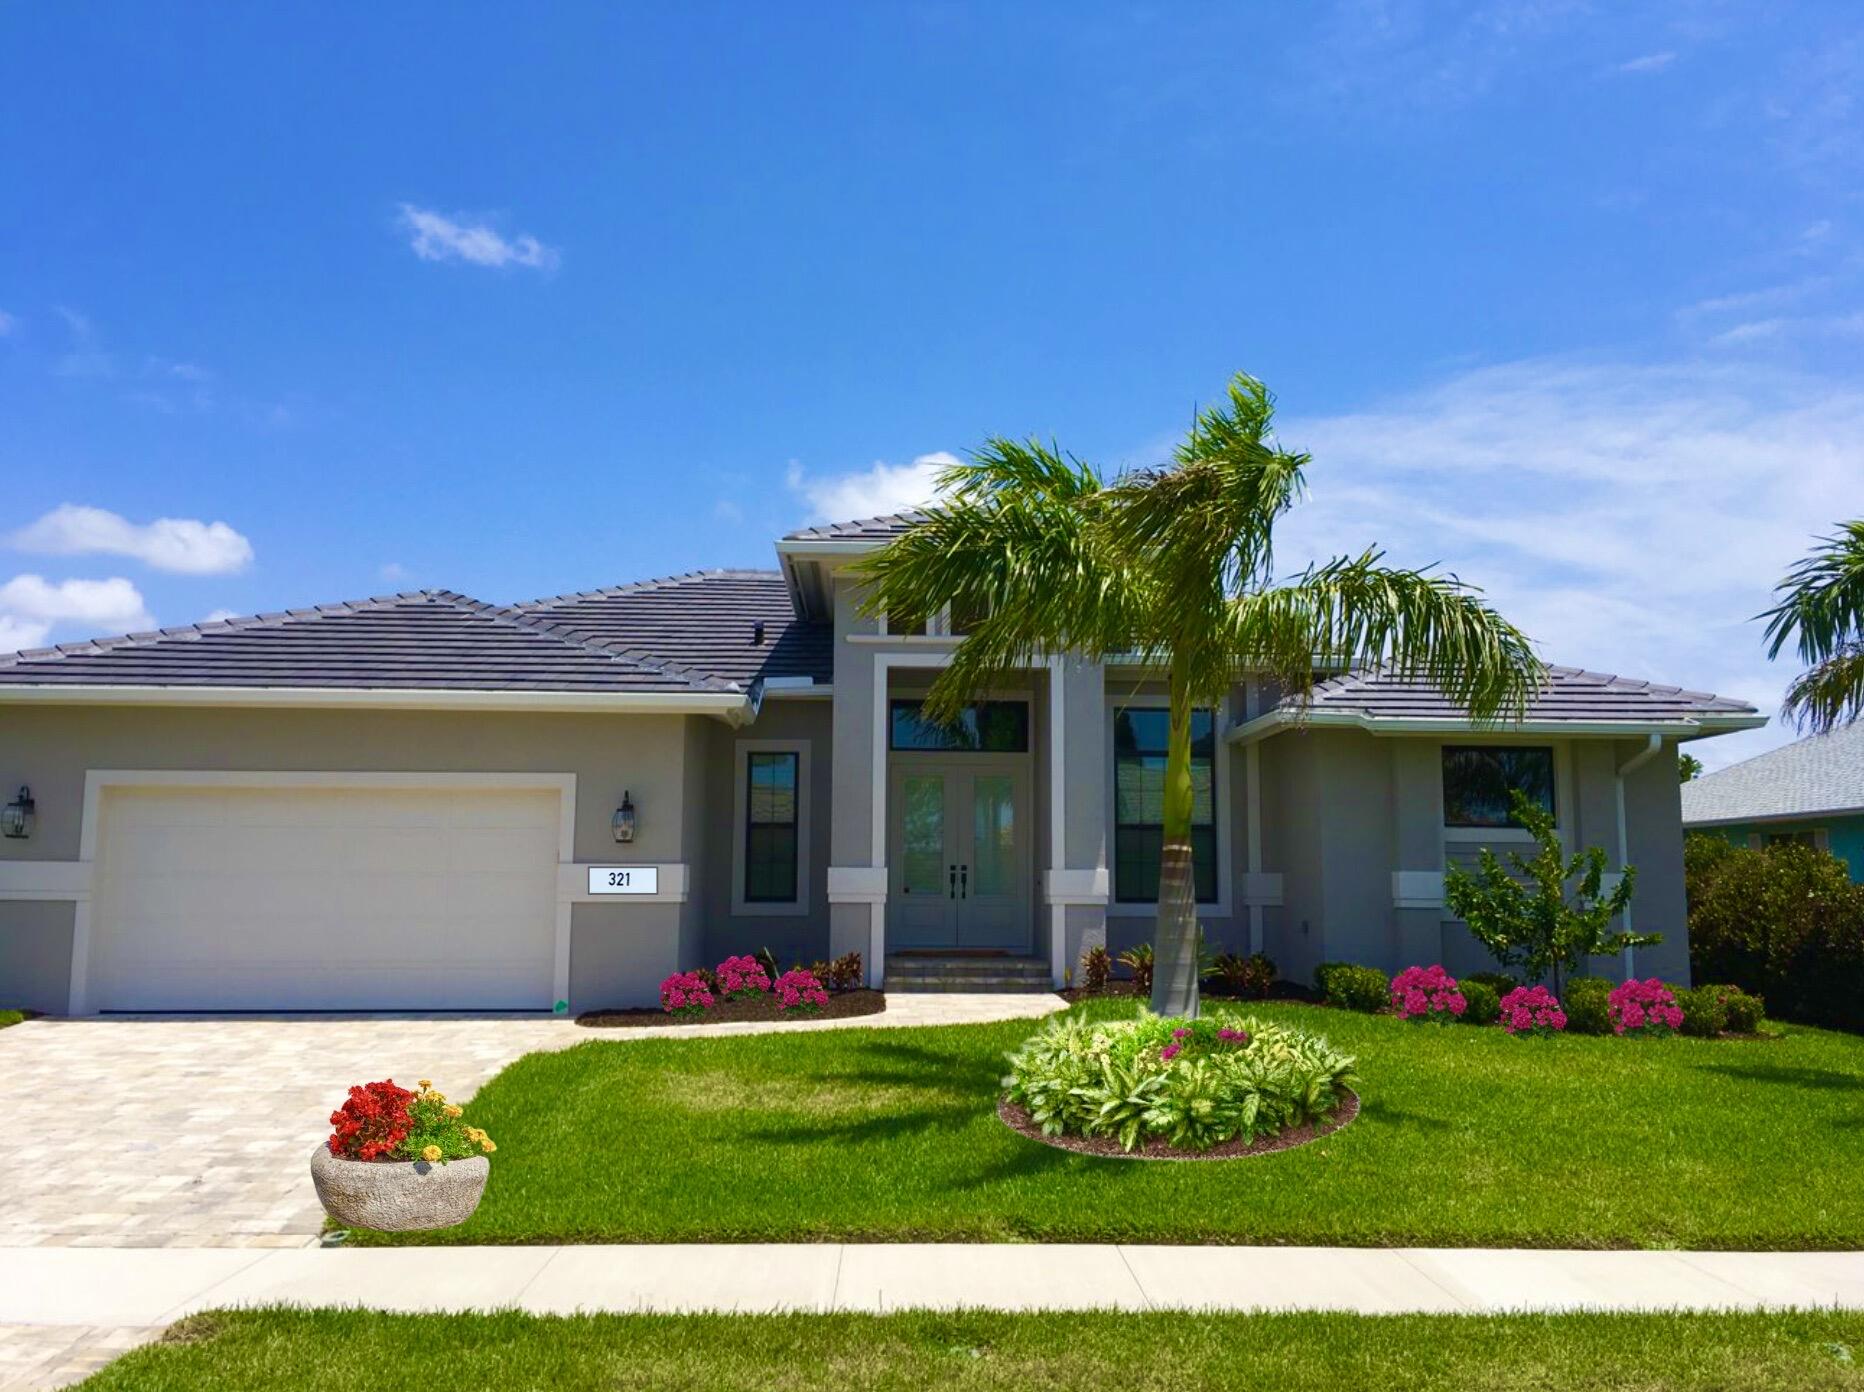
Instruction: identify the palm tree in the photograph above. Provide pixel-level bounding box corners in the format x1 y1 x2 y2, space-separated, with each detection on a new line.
853 373 1544 1016
1761 521 1864 733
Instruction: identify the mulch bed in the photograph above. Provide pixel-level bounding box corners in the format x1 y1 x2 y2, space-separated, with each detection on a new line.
996 1088 1359 1162
1057 981 1314 1007
576 989 886 1029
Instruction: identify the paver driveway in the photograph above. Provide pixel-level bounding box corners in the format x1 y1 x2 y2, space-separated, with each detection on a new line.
0 1015 579 1249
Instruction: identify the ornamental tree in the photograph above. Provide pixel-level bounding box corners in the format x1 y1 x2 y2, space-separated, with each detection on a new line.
1443 789 1656 994
854 374 1542 1016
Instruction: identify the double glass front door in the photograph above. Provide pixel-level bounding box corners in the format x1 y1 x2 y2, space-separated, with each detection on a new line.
887 758 1030 950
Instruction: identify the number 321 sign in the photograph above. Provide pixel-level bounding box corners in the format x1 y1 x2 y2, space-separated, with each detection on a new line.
588 866 659 895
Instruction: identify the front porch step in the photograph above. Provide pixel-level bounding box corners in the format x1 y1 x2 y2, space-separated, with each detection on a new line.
883 954 1055 994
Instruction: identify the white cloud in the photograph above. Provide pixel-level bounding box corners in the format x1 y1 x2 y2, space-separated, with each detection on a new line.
1273 356 1864 770
199 608 241 625
378 562 409 584
396 204 560 271
10 504 254 575
786 452 962 523
1618 50 1676 73
51 307 112 379
0 309 15 337
0 574 154 653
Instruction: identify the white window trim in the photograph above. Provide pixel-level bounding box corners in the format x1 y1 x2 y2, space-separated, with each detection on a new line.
732 739 812 917
1105 695 1233 918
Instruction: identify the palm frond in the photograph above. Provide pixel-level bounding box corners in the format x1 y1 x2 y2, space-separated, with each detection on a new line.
1760 520 1864 664
1780 642 1864 733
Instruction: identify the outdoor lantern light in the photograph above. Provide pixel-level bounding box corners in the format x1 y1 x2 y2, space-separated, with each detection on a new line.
612 790 636 843
0 786 33 840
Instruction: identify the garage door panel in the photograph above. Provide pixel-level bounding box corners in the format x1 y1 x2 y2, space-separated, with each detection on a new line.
92 784 560 1012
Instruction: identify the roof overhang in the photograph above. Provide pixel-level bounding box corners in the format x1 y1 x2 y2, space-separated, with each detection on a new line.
1681 805 1864 829
0 684 755 721
1226 708 1769 746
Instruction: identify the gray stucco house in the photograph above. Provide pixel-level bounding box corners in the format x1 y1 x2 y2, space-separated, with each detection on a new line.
0 513 1764 1015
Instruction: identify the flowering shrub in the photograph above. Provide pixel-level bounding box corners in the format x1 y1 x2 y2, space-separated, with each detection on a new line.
660 970 715 1016
715 954 771 999
773 968 829 1012
1499 985 1567 1037
1390 965 1466 1023
1609 977 1683 1036
1003 1010 1357 1152
327 1078 494 1164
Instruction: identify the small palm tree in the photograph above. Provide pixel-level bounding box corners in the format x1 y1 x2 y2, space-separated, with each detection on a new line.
1761 520 1864 732
854 373 1544 1016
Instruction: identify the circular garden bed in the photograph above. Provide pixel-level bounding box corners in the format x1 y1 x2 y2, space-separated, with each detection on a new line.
577 988 886 1029
999 1010 1359 1160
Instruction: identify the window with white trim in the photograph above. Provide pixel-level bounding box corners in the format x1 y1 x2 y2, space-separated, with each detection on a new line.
1113 707 1218 903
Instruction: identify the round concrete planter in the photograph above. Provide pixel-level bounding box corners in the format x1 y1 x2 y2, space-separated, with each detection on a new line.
310 1144 489 1232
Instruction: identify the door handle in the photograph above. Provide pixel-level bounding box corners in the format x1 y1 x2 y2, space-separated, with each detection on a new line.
948 864 957 899
960 864 969 898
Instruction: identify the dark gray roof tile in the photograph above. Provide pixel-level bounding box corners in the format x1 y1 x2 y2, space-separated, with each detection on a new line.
781 512 924 543
1288 664 1758 725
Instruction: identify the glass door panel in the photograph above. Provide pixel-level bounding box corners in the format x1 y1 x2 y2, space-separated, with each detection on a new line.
970 774 1015 897
902 775 946 896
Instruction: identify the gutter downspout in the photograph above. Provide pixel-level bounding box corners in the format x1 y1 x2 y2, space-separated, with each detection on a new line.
1615 733 1665 977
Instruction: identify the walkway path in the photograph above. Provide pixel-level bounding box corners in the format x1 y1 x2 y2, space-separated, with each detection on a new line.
7 1243 1864 1385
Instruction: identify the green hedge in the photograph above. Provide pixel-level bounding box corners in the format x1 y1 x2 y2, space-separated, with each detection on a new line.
1314 962 1389 1013
1685 835 1864 1031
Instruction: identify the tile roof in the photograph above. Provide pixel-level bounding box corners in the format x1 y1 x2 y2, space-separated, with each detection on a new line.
1681 723 1864 824
1287 664 1759 726
507 570 832 687
0 592 730 693
781 512 924 543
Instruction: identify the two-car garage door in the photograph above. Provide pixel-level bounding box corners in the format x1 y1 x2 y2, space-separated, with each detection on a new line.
89 783 561 1012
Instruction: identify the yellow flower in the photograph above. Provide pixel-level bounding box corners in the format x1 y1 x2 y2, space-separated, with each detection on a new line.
417 1078 433 1089
444 1104 462 1118
480 1139 497 1153
421 1144 442 1162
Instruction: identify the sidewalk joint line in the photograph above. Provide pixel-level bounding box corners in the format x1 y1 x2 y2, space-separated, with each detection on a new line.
1114 1245 1154 1311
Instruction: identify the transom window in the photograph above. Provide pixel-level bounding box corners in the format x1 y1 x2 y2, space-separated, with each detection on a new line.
1113 707 1217 903
743 751 799 903
1442 746 1555 828
889 699 1030 753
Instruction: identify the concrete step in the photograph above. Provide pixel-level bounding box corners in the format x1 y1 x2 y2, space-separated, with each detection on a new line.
882 975 1058 994
883 955 1055 993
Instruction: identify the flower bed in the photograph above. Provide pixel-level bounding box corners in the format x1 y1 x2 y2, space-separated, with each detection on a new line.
1000 1010 1358 1157
579 951 880 1029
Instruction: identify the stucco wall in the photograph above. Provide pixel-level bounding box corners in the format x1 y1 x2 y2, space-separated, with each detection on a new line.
0 898 75 1014
1697 815 1864 882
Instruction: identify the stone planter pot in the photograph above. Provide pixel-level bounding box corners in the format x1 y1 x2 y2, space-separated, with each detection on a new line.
310 1144 489 1232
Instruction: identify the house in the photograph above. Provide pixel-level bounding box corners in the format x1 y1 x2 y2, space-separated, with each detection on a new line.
0 513 1764 1015
1681 724 1864 880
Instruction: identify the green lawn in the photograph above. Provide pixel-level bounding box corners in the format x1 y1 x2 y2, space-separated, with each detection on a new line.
78 1309 1864 1390
357 999 1864 1248
0 1009 26 1029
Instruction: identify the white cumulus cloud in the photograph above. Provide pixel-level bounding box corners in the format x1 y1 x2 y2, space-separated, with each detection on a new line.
0 574 154 653
786 451 962 523
397 204 560 271
10 505 254 575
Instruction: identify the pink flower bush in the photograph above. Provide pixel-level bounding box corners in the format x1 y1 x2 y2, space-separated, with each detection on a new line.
715 954 771 999
1390 965 1467 1023
1609 978 1683 1036
1499 985 1566 1036
773 968 829 1012
659 970 714 1016
1158 1022 1250 1064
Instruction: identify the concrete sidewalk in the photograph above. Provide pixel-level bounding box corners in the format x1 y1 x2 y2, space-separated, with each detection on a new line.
9 1244 1864 1327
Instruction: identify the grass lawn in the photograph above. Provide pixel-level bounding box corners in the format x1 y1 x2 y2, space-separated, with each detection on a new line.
0 1009 26 1029
356 1000 1864 1248
79 1309 1864 1390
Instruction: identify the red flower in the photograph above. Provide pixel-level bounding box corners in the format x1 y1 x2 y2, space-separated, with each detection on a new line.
326 1079 415 1161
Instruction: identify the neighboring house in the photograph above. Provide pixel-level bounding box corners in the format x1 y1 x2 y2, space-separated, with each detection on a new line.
1680 724 1864 881
0 514 1764 1015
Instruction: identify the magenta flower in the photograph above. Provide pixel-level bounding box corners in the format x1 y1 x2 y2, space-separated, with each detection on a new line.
659 970 715 1015
1608 978 1682 1036
715 954 772 998
773 968 829 1012
1499 985 1566 1036
1159 1042 1183 1063
1390 965 1466 1023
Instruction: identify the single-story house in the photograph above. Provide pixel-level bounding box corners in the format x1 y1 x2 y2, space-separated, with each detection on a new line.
1681 723 1864 880
0 513 1765 1015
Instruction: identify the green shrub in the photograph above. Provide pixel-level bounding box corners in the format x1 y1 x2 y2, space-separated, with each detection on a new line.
1002 1010 1358 1152
1686 835 1864 1031
1315 962 1389 1013
1079 945 1112 995
1563 978 1613 1035
1206 951 1276 998
1465 971 1520 995
1715 984 1767 1034
1459 979 1500 1026
1118 943 1155 995
1673 984 1728 1038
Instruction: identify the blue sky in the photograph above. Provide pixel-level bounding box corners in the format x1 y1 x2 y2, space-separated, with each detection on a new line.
3 2 1860 767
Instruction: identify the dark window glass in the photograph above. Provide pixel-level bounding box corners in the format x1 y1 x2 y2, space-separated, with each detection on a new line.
1113 708 1217 902
1442 746 1555 828
744 751 799 902
889 700 1030 752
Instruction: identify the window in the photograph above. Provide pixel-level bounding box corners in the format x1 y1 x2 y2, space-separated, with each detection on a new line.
889 699 1029 752
1113 707 1217 903
743 751 799 902
1442 746 1555 828
1764 829 1826 852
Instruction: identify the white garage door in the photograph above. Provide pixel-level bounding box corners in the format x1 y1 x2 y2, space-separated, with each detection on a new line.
90 783 561 1011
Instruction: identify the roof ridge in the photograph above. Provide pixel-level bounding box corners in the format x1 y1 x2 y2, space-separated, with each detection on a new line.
504 568 786 612
0 590 458 669
439 594 744 694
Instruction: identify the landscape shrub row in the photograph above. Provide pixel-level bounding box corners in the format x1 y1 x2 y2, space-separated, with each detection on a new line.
658 950 862 1017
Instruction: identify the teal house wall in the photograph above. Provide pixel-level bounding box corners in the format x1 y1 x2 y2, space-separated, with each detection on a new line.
1702 815 1864 882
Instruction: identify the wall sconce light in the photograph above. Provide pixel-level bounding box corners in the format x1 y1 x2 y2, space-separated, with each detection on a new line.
611 790 636 844
1 786 34 840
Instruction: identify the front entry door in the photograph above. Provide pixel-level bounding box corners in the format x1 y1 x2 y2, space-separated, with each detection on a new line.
887 759 1031 950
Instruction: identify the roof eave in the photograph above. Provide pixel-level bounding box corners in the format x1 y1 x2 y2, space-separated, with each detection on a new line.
1682 805 1864 829
0 684 754 720
1226 709 1769 745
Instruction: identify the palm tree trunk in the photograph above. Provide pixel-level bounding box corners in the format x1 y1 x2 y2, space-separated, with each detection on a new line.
1151 665 1200 1018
